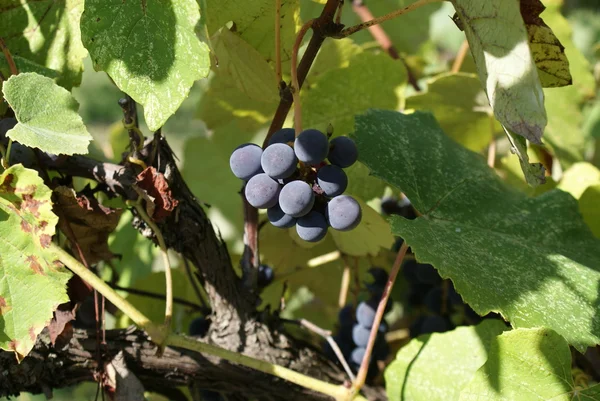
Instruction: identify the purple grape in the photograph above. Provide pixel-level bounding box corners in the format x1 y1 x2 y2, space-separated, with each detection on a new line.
230 143 263 180
245 173 281 209
317 165 348 197
268 128 295 145
328 136 358 168
279 180 315 217
258 265 274 288
356 299 378 328
352 324 371 347
294 129 329 165
350 347 367 365
261 143 297 179
296 211 328 242
327 195 362 231
267 204 296 228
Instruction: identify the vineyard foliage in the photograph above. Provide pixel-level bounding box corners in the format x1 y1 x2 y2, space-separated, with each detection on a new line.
1 0 600 400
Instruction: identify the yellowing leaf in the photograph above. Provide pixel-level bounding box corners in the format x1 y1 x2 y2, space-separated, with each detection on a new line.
558 162 600 199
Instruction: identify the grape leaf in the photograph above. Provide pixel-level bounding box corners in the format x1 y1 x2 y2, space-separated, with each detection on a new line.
385 320 508 401
460 328 600 401
406 72 498 151
451 0 547 144
521 0 572 87
212 28 279 103
557 162 600 199
580 185 600 238
0 0 86 89
2 73 92 155
354 109 600 351
0 164 71 360
80 0 210 131
204 0 299 63
0 55 59 80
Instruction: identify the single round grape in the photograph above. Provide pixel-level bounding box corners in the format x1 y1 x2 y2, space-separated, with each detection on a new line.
352 324 371 347
267 204 297 228
317 165 348 197
189 316 210 336
258 264 275 288
380 196 403 215
261 143 297 179
279 180 315 217
245 173 281 209
296 211 328 242
356 299 377 328
350 347 367 366
327 195 362 231
268 127 296 145
328 136 358 168
230 143 263 180
294 129 329 165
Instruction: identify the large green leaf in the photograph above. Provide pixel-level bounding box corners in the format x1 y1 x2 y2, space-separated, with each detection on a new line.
385 320 508 401
0 0 86 89
406 72 497 151
80 0 210 131
354 110 600 351
0 165 71 360
580 185 600 238
460 328 600 401
451 0 546 145
0 55 59 80
2 73 92 155
205 0 299 63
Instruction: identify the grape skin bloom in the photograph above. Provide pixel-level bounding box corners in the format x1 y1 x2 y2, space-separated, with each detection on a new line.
296 211 328 242
229 143 263 180
261 143 297 179
294 129 329 165
279 180 315 217
317 165 348 197
267 204 297 228
327 195 362 231
245 173 281 209
268 128 295 146
328 136 358 168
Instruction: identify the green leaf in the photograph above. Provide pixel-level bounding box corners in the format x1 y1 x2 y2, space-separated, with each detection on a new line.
460 328 595 401
504 128 546 187
0 0 86 89
452 0 547 144
329 198 394 257
0 55 59 80
212 28 278 103
0 164 71 360
306 39 364 85
2 73 92 155
580 185 600 238
205 0 299 63
521 0 572 87
80 0 210 131
354 110 600 351
557 162 600 199
406 72 496 151
385 320 508 401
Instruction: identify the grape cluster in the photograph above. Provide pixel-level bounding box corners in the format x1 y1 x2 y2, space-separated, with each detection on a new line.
230 128 362 242
325 268 391 379
402 259 500 337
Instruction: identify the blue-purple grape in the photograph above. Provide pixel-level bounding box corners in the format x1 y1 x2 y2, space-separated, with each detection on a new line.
230 143 263 181
268 128 295 145
294 129 329 165
350 347 367 366
296 211 328 242
261 143 297 179
327 195 362 231
267 204 296 228
279 180 315 217
258 265 275 288
189 316 210 336
328 136 358 168
245 173 281 209
356 299 378 328
317 165 348 197
352 324 371 347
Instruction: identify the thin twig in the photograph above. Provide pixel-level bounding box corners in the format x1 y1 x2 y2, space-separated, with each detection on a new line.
336 0 344 24
110 283 206 311
451 39 469 73
352 242 409 392
487 139 496 168
333 0 444 39
291 19 315 135
275 0 282 83
183 257 208 309
351 0 421 91
338 263 351 308
0 37 18 76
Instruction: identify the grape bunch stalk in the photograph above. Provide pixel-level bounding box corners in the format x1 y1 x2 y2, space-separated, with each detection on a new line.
230 127 362 242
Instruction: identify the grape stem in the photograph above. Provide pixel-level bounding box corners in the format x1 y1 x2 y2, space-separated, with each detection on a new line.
338 262 351 307
275 0 283 83
451 39 470 73
332 0 444 39
351 241 410 394
291 19 316 136
0 37 18 76
53 243 364 401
